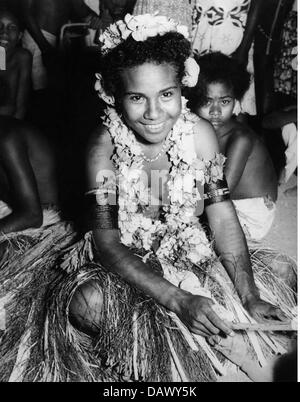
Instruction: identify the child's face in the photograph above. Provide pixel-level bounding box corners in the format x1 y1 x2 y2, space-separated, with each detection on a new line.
0 12 21 53
120 62 182 145
196 81 235 132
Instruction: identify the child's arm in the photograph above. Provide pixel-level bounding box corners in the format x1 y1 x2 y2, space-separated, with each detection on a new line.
0 120 42 233
14 50 32 120
223 131 253 193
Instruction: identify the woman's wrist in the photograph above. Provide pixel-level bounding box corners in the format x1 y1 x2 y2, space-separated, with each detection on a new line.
166 287 191 314
240 288 260 307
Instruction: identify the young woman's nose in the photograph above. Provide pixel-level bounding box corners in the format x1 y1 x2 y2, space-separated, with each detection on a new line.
144 99 162 120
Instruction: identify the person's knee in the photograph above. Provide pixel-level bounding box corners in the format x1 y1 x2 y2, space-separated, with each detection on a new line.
69 279 103 335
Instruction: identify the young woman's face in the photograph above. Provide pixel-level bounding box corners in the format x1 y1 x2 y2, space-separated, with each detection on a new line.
0 12 21 53
196 81 236 133
120 62 182 145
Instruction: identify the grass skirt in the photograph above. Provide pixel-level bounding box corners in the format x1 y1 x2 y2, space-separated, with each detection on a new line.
0 230 297 382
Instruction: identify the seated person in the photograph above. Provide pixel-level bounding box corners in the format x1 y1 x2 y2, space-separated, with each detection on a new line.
188 52 278 242
0 6 32 119
0 115 59 234
0 13 292 384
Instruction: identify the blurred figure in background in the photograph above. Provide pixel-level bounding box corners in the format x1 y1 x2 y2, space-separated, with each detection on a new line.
0 6 32 119
21 0 101 92
0 115 59 234
133 0 194 34
253 0 294 118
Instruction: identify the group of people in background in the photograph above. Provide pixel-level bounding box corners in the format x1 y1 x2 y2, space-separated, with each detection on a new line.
0 0 297 383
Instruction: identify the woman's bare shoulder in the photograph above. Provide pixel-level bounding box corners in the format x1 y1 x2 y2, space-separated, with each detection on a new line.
86 124 115 188
191 116 220 160
86 123 114 161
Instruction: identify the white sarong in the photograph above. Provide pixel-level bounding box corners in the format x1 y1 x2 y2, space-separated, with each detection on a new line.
233 197 276 242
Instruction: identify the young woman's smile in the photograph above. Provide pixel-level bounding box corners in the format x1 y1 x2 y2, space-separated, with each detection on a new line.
120 62 182 145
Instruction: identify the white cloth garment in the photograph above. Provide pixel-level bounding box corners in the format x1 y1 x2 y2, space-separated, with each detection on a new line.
233 196 276 241
281 123 297 183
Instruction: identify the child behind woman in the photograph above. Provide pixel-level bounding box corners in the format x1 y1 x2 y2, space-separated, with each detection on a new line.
188 52 278 242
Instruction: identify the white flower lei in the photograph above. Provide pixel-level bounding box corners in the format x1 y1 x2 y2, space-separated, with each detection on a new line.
102 98 226 268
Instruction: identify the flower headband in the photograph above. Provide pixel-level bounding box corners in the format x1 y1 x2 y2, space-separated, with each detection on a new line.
95 13 200 106
99 13 189 53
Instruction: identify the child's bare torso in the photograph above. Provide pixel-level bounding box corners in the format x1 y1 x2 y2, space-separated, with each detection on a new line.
218 121 278 202
0 49 26 115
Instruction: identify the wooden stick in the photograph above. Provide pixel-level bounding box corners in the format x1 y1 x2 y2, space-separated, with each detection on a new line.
231 322 296 332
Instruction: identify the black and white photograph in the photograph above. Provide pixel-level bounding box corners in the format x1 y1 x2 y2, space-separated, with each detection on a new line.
0 0 297 385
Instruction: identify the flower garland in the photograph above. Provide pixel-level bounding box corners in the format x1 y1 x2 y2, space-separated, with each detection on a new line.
99 13 190 53
101 98 226 268
95 13 200 107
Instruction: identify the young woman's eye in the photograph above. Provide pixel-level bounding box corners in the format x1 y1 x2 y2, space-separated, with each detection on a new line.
204 99 212 107
161 91 173 99
129 95 144 103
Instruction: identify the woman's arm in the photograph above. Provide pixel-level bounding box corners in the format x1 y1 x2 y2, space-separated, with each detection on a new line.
87 126 184 310
194 119 285 321
0 119 42 233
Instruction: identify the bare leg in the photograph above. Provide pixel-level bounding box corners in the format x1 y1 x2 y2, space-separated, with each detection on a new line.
69 279 104 336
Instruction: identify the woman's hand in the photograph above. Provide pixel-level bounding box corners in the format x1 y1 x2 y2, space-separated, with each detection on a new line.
173 292 234 338
243 294 287 322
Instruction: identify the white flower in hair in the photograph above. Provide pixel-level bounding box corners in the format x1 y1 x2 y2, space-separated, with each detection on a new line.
99 13 189 53
181 57 200 88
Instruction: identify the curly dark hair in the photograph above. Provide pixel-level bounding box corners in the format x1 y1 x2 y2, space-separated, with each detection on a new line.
99 31 191 106
187 52 251 110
